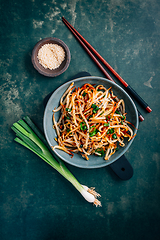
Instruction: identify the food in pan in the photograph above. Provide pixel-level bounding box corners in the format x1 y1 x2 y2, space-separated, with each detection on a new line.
52 82 135 161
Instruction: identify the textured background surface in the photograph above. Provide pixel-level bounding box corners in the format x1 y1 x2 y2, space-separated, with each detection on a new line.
0 0 160 239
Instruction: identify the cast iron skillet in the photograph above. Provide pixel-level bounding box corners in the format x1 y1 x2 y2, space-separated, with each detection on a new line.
43 72 139 180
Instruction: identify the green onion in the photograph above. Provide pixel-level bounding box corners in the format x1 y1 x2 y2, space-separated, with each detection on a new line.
104 123 109 127
95 148 105 157
83 125 87 130
110 128 114 134
82 92 86 97
66 108 71 112
87 115 93 120
92 104 99 114
100 111 104 116
112 133 117 139
89 127 98 137
11 116 101 207
115 110 125 120
115 110 120 114
80 122 87 131
65 115 70 120
106 115 110 121
107 128 114 134
91 104 97 109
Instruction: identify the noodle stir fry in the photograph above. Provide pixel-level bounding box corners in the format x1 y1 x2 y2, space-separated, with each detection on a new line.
52 82 135 161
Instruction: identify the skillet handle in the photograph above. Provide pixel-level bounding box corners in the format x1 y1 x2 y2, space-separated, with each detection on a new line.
109 155 133 180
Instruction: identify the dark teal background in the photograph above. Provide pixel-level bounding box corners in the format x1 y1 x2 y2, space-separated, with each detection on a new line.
0 0 160 239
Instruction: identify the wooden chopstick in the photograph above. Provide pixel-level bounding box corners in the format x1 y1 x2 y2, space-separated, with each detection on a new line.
62 17 151 113
62 17 144 122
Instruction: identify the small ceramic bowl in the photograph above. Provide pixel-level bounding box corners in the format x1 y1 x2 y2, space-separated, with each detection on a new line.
31 37 71 77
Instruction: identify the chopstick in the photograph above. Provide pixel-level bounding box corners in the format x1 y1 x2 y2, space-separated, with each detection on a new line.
62 17 144 122
62 17 151 114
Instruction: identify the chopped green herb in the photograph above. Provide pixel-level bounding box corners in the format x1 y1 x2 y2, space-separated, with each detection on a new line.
84 125 87 130
89 127 99 137
92 104 99 114
65 115 70 120
80 122 87 131
112 133 117 139
91 104 97 109
115 110 120 114
115 110 125 120
107 128 114 134
82 92 86 97
66 108 71 112
100 111 104 116
104 123 109 127
110 128 114 134
95 148 105 157
106 115 110 121
88 115 93 120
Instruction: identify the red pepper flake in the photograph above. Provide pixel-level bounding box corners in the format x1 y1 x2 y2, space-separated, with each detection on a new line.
106 115 111 122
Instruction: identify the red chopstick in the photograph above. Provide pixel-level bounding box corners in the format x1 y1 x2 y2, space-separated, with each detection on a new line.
62 17 151 113
62 17 151 114
62 17 144 122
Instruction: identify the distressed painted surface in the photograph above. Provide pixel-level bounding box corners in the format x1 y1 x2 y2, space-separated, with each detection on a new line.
0 0 160 240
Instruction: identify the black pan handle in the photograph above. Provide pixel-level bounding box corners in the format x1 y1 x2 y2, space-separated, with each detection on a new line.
43 71 134 180
109 155 133 180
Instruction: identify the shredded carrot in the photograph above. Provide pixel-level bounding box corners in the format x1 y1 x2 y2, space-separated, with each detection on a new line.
52 82 135 161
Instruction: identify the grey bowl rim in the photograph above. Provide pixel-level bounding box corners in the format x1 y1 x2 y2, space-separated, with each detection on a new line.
43 76 139 169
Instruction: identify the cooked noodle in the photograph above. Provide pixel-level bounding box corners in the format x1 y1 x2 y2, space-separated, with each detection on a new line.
52 82 135 160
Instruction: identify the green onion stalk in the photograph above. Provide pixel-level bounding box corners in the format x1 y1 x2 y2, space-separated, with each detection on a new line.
11 116 101 207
